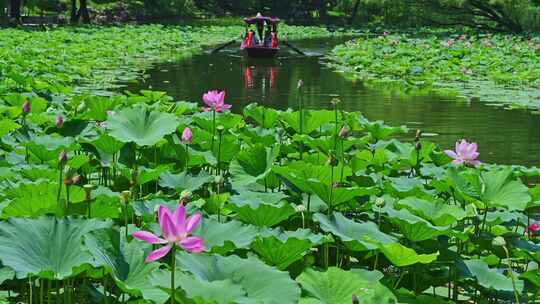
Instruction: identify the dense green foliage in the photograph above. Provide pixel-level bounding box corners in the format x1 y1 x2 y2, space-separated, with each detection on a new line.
327 31 540 110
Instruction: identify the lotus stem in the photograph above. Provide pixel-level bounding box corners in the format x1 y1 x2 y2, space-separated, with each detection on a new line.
29 275 32 304
211 109 216 151
170 245 176 304
503 246 521 304
56 170 63 210
185 144 190 171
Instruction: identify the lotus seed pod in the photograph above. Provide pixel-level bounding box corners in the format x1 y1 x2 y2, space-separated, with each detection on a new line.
214 175 224 185
83 184 93 201
492 236 506 247
180 190 192 202
331 98 341 105
375 197 385 208
216 125 225 133
295 204 307 213
121 191 131 204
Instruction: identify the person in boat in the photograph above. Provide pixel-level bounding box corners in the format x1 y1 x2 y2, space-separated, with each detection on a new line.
256 20 264 46
264 23 272 47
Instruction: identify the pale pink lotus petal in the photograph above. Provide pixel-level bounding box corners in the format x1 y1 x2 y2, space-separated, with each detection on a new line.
172 204 187 235
185 213 202 233
161 211 177 242
132 231 167 244
217 91 225 104
468 160 481 166
469 151 480 159
444 150 458 159
223 104 232 109
157 205 172 239
179 236 205 253
452 159 464 165
145 245 172 263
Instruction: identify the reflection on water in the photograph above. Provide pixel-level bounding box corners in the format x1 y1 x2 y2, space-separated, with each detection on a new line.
127 38 540 166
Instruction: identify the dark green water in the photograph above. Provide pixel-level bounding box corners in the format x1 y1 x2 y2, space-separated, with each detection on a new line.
128 38 540 166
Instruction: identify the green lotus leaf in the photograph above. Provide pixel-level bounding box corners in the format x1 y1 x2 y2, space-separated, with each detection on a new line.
86 133 125 155
359 115 408 141
229 190 295 227
463 259 523 292
280 109 335 135
384 176 430 198
153 252 301 304
191 111 243 132
243 103 279 129
1 182 85 218
85 228 168 301
251 228 330 270
192 217 259 254
384 207 450 242
0 216 111 279
395 197 467 226
106 105 179 146
138 165 172 185
230 144 279 186
379 243 439 267
273 162 334 194
308 179 378 208
314 212 395 251
81 96 119 121
477 168 531 211
159 171 212 192
26 134 76 162
0 119 20 137
0 267 14 285
297 267 397 304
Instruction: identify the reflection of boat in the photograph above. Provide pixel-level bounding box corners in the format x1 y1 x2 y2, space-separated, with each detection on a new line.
241 13 280 58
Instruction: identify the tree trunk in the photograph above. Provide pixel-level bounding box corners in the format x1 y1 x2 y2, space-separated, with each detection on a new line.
9 0 20 21
348 0 361 24
78 0 90 24
70 0 78 23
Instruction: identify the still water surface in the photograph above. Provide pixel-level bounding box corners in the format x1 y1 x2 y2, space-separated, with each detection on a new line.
128 38 540 166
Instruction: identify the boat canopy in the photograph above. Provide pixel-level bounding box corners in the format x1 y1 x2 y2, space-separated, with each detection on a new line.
244 13 280 25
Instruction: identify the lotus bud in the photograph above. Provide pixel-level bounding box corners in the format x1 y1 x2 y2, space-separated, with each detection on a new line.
297 79 304 90
181 127 192 144
83 184 93 201
121 190 131 204
180 190 192 203
492 236 506 247
375 197 385 208
415 129 421 141
339 125 349 139
63 176 72 185
55 115 64 128
22 100 31 115
415 142 422 151
214 175 224 185
216 125 225 134
58 150 68 166
352 294 359 304
72 175 81 184
295 204 307 213
327 151 338 167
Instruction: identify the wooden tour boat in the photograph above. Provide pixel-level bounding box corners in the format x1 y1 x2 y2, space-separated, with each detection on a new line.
241 13 280 58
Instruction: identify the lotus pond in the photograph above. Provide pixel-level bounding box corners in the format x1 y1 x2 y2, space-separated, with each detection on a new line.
2 24 540 304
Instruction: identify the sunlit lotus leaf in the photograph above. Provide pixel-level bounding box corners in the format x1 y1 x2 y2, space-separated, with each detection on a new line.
477 168 531 211
86 133 125 155
191 111 243 132
243 103 279 129
0 119 20 137
151 252 301 304
229 190 295 227
379 243 439 267
280 109 335 135
463 259 523 292
314 212 395 251
230 144 279 186
251 228 330 270
0 216 111 279
395 197 467 226
359 115 408 141
297 267 397 304
159 171 212 192
192 217 259 254
384 207 450 241
106 105 178 146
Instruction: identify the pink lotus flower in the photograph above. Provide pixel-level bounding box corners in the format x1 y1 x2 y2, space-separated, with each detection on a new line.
526 222 540 236
202 90 231 112
56 115 64 128
444 139 480 166
181 127 192 144
133 204 205 263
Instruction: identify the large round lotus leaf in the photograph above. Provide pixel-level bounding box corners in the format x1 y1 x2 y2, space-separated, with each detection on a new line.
477 168 531 211
106 105 179 146
0 216 111 279
170 252 301 304
395 197 466 226
251 228 330 270
159 171 213 192
85 228 168 302
229 190 295 227
314 212 396 251
297 267 397 304
243 103 279 129
384 207 450 242
463 259 524 293
192 217 259 254
229 144 279 186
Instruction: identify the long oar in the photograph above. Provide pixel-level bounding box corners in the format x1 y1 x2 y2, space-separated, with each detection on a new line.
282 40 306 56
211 39 238 54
